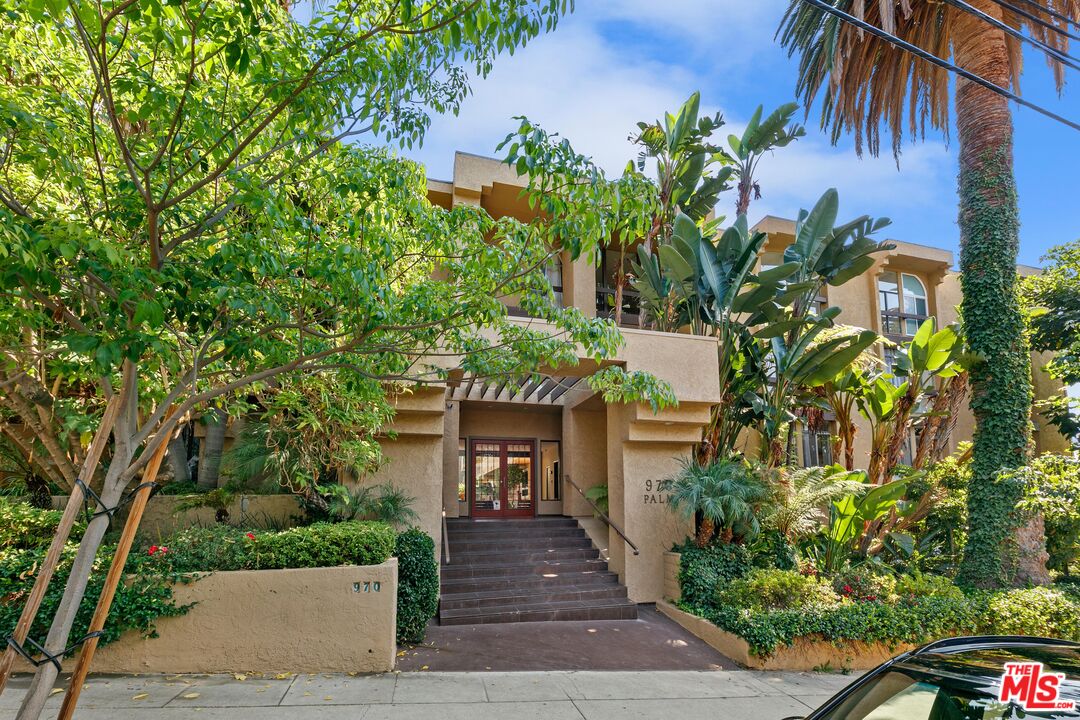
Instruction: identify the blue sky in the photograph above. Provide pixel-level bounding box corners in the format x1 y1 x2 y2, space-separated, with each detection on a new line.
400 0 1080 268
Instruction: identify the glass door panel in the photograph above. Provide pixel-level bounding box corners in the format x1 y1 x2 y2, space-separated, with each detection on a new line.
470 439 535 517
505 443 533 512
473 442 501 512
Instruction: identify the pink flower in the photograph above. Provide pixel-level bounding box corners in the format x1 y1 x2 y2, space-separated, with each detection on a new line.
246 532 256 540
159 546 169 554
148 545 159 556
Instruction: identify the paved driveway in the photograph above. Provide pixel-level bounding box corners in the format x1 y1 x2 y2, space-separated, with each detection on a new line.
2 669 856 719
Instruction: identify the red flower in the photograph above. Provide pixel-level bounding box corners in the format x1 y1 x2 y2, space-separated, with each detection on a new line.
843 584 852 594
246 532 256 540
148 545 159 556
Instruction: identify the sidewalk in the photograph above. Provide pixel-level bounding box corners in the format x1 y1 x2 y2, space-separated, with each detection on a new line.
2 669 856 719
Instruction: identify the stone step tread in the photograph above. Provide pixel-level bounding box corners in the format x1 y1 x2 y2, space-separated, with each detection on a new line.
440 596 637 620
440 600 639 625
440 585 628 610
440 559 609 579
439 571 619 594
447 548 600 564
447 535 592 549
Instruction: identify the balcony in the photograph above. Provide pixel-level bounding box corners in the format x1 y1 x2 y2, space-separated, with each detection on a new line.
596 286 641 327
880 308 931 341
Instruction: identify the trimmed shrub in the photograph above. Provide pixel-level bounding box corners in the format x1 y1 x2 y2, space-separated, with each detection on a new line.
676 540 751 610
394 528 439 644
894 573 965 601
156 521 396 573
696 593 982 657
985 586 1080 639
718 568 841 612
0 498 84 550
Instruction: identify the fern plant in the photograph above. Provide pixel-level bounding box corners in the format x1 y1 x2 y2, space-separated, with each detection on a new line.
763 465 865 542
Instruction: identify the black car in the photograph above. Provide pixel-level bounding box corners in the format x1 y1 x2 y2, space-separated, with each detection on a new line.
791 636 1080 720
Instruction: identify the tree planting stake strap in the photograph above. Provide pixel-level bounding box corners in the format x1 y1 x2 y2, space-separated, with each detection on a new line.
57 420 175 720
4 632 105 674
0 392 124 695
74 477 163 527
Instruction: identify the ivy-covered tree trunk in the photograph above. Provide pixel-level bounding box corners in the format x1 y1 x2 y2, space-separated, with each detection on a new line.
953 1 1040 588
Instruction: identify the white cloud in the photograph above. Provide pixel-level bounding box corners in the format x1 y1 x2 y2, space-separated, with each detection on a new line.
400 2 957 249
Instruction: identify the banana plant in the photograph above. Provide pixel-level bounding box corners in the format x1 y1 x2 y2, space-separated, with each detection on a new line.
811 474 908 573
724 102 806 215
631 92 733 248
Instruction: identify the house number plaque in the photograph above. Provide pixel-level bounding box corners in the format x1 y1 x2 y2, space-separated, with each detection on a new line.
353 581 382 593
642 478 668 505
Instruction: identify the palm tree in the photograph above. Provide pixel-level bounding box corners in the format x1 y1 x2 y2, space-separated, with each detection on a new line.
778 0 1077 588
660 457 771 546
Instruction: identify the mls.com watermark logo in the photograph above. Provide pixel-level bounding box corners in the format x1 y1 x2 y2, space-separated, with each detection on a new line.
998 662 1076 711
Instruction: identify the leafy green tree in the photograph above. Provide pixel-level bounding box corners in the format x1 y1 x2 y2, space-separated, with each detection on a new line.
0 2 677 712
1022 240 1080 445
776 0 1076 588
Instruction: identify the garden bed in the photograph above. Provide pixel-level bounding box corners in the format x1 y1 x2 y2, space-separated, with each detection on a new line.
657 599 913 671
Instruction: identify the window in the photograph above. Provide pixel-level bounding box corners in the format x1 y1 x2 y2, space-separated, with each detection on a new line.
540 441 561 501
802 424 834 467
879 270 928 336
545 255 563 306
457 439 467 502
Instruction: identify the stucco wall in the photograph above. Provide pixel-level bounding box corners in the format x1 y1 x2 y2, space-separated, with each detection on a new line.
29 562 398 675
364 435 443 559
48 494 301 540
562 407 607 517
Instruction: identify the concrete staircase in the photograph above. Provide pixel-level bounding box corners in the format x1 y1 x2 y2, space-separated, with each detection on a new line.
439 516 638 625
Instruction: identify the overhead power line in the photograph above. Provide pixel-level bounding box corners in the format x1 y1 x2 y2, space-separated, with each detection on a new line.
796 0 1080 133
1011 0 1080 30
943 0 1080 71
985 0 1080 43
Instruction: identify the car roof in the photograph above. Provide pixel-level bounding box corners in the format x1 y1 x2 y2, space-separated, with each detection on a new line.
894 636 1080 691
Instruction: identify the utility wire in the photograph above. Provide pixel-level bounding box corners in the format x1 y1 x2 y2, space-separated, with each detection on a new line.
942 0 1080 71
796 0 1080 132
985 0 1080 43
1011 0 1080 30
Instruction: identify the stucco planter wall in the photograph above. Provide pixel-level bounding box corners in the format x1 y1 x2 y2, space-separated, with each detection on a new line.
657 600 913 671
663 551 681 602
18 561 398 675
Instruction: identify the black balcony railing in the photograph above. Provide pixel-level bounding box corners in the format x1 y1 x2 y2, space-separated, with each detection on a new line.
881 309 931 339
596 286 641 327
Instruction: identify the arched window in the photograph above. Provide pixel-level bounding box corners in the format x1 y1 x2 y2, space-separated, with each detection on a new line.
879 271 929 336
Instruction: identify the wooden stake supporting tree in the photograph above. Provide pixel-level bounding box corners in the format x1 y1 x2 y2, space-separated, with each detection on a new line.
56 420 174 720
0 393 123 695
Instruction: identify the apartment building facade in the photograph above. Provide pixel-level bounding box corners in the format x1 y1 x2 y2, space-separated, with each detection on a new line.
359 151 1066 605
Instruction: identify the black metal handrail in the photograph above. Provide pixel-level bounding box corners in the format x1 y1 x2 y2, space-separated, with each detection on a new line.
563 474 640 556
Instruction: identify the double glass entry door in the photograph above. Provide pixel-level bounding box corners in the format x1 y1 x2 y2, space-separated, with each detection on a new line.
471 439 534 517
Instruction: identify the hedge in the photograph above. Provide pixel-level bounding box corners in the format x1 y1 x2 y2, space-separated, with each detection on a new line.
681 585 1080 658
156 521 397 573
394 528 439 644
0 497 84 550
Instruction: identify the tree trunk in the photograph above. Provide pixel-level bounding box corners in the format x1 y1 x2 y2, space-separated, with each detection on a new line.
17 368 139 720
952 1 1040 588
166 429 191 485
198 408 227 490
696 515 715 547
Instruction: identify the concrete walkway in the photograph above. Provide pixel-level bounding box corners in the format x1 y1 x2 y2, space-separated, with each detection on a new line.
399 606 738 671
2 670 856 719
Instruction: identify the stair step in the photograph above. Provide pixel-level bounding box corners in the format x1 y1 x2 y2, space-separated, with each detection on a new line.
441 558 610 581
440 570 619 595
448 536 592 553
440 598 638 625
449 548 599 565
445 518 579 532
440 585 628 611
